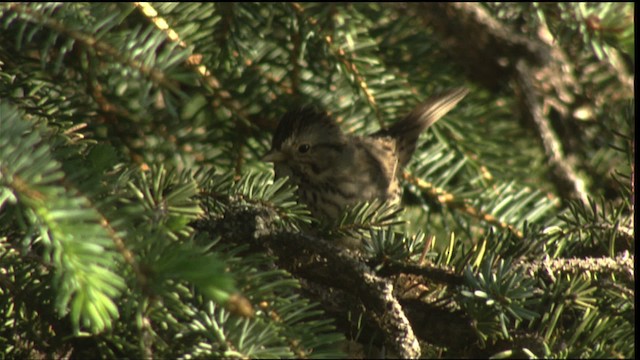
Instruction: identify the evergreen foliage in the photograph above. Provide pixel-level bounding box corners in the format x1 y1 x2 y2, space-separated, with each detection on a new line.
0 3 634 358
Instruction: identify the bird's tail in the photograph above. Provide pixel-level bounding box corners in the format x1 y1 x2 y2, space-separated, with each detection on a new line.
375 87 469 167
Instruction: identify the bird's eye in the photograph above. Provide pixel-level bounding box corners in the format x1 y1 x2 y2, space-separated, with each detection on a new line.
298 144 311 153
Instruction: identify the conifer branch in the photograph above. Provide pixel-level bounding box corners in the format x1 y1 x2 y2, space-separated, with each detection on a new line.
522 251 634 285
134 2 226 95
410 2 548 90
376 261 464 287
403 170 527 238
514 60 590 204
4 3 180 93
201 205 421 359
410 2 611 205
0 3 633 358
290 3 383 126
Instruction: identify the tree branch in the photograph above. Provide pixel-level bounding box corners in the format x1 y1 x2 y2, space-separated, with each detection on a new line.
198 204 421 358
520 250 634 286
196 197 638 357
411 2 593 204
514 59 590 204
410 2 548 90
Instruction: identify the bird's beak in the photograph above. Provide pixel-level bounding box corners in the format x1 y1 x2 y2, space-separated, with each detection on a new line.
262 149 286 163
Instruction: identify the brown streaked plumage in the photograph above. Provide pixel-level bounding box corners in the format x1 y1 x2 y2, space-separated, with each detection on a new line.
263 88 469 223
